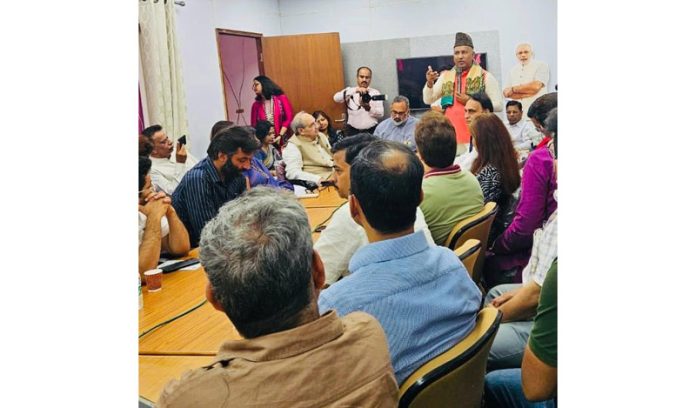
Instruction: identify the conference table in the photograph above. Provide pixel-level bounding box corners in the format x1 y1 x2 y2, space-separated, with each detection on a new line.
139 186 345 404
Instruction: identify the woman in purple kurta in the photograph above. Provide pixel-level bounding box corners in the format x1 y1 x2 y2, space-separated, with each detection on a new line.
484 143 557 286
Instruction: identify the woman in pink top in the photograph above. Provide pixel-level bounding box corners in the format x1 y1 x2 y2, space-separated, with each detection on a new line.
250 75 294 150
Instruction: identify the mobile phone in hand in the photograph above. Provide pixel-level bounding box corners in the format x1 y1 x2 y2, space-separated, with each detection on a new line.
178 135 187 145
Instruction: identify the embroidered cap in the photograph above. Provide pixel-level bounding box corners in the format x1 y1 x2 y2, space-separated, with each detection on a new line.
454 32 474 48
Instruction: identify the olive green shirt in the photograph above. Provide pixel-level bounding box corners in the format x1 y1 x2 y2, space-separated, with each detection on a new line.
420 165 484 246
529 259 557 367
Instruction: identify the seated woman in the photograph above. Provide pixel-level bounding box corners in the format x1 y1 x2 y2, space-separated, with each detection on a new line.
469 113 521 246
254 120 282 173
313 110 343 146
138 156 190 280
484 111 557 287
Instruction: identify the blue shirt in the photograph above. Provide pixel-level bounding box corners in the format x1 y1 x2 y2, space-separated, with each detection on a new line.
172 157 246 247
374 116 419 151
318 230 482 384
244 157 293 192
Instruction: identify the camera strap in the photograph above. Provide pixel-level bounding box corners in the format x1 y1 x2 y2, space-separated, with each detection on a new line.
343 88 362 111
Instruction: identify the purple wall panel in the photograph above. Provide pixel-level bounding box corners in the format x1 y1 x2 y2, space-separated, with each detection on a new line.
217 34 261 126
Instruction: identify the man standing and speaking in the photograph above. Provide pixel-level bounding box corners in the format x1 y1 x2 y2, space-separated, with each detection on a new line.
334 66 385 136
423 32 502 146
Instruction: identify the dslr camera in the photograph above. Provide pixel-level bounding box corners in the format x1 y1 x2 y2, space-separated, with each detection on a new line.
360 91 387 104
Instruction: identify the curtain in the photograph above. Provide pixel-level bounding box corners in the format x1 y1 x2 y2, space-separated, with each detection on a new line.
139 0 188 152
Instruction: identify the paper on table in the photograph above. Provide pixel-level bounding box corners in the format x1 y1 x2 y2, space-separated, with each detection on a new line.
294 185 319 198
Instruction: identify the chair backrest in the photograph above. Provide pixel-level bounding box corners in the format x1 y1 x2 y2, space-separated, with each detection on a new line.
445 202 498 251
398 307 503 408
444 202 498 284
454 239 482 280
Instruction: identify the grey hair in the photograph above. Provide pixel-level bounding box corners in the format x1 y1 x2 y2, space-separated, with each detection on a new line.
199 186 314 338
290 111 309 134
392 95 410 109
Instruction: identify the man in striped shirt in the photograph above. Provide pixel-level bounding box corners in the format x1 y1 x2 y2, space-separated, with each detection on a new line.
172 126 259 247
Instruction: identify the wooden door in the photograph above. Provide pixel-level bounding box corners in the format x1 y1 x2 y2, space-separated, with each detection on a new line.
261 33 346 130
216 29 264 127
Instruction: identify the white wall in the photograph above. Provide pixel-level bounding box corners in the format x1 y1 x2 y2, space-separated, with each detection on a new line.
174 0 282 159
173 0 556 158
279 0 557 92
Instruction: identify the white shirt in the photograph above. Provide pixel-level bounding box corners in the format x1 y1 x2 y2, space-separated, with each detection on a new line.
138 211 169 245
149 156 198 195
505 119 543 151
521 209 557 287
282 133 334 184
454 147 478 171
333 87 384 129
507 60 550 113
315 203 435 284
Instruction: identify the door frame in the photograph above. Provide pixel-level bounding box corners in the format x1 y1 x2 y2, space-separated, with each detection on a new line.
215 29 264 121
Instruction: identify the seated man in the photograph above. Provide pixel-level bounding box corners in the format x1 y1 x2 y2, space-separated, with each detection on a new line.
314 134 434 285
454 91 494 169
227 126 293 192
374 95 419 151
142 125 198 195
318 141 482 385
138 156 190 279
172 126 259 247
158 187 398 407
505 100 542 152
483 259 557 408
485 205 557 370
415 111 484 246
282 111 334 184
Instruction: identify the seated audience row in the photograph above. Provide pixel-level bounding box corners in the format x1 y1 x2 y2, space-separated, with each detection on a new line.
484 92 558 287
314 134 434 285
484 107 558 406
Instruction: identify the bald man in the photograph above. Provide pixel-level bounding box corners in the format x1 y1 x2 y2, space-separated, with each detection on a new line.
503 43 550 113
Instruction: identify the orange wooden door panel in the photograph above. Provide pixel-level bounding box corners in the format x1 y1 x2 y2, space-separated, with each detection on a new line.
261 33 346 130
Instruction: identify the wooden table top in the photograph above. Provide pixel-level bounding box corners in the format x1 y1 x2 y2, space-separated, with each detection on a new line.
298 186 346 208
140 300 240 355
139 249 207 333
139 355 215 403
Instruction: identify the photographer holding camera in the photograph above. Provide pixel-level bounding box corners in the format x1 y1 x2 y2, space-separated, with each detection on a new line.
333 66 385 136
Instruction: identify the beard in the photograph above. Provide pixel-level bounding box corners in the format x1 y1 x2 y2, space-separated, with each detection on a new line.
393 117 407 126
221 157 242 180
